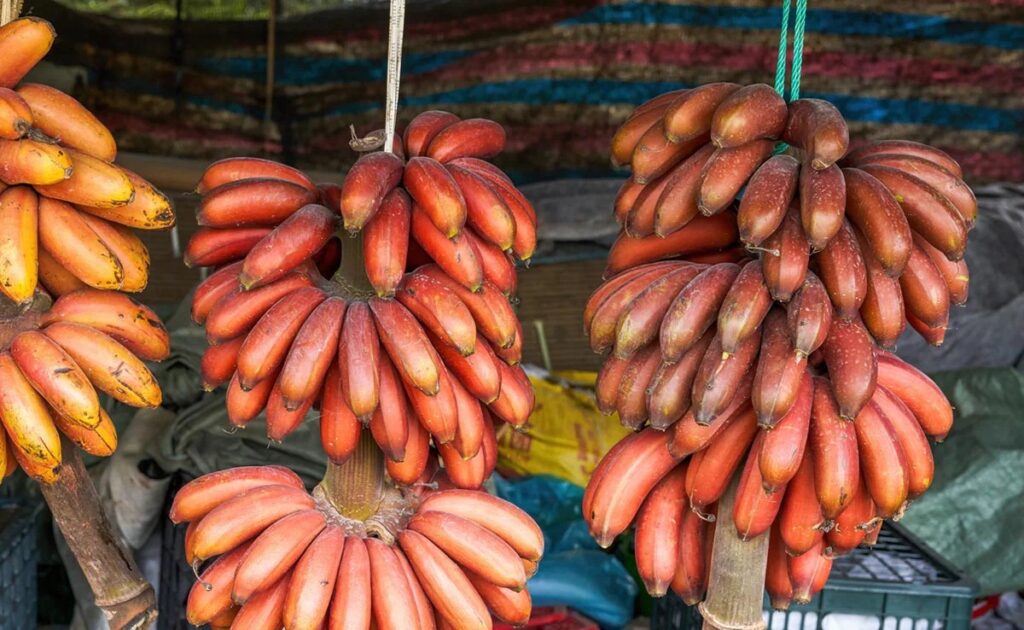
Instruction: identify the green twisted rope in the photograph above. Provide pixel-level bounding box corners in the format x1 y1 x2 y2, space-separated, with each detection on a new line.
774 0 808 101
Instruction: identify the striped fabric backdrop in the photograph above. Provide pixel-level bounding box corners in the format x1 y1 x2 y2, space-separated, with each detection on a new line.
38 0 1024 183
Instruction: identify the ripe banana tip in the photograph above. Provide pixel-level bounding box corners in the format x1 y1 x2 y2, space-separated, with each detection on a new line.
824 545 852 559
667 445 688 459
793 592 813 606
856 517 883 533
760 482 781 495
644 580 669 598
632 175 649 186
694 409 717 426
811 159 832 171
238 275 257 291
769 596 792 611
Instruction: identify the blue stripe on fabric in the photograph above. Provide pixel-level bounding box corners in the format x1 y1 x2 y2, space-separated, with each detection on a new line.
195 50 471 85
320 80 1022 133
93 74 265 117
560 4 1024 50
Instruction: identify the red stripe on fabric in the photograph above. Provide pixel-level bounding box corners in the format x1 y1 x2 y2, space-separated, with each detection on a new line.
940 149 1024 183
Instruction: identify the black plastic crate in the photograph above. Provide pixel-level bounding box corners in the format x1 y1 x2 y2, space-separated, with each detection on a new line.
652 523 976 630
0 502 40 630
158 471 196 630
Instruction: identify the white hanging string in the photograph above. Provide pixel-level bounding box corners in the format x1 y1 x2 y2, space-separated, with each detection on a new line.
382 0 406 155
1 0 24 26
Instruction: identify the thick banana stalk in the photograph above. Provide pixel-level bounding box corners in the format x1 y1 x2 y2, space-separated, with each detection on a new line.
319 232 388 520
39 438 157 630
698 474 769 630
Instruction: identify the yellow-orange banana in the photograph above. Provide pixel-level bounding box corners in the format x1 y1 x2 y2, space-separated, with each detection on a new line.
16 83 117 162
0 87 32 140
78 212 150 292
0 138 72 185
10 330 100 428
77 168 175 230
43 321 162 408
0 185 38 303
52 407 117 457
0 353 61 483
0 18 56 89
38 198 123 289
35 150 134 208
37 247 87 297
41 290 170 361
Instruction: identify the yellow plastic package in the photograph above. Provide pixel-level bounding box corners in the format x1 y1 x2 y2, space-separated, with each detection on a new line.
495 369 632 488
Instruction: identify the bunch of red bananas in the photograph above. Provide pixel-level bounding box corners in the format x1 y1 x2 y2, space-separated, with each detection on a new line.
0 17 174 484
180 111 546 629
609 82 972 347
184 111 537 490
173 466 542 629
0 18 174 302
583 83 974 608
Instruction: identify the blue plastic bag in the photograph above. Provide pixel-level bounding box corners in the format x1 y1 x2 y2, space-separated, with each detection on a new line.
494 475 638 628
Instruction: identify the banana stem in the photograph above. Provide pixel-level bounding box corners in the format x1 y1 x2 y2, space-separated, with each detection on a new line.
321 230 387 519
699 474 769 630
39 439 157 630
321 432 386 520
332 229 374 296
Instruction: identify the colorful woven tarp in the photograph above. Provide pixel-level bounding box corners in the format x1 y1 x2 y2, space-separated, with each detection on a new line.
41 0 1024 183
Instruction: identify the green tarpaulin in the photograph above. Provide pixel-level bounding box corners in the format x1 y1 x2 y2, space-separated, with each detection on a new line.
901 368 1024 596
